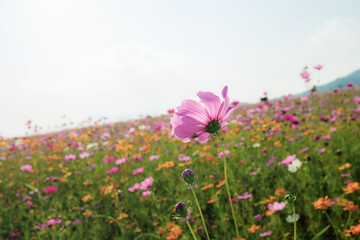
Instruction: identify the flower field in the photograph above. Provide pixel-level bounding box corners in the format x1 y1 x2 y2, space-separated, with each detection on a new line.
1 87 360 240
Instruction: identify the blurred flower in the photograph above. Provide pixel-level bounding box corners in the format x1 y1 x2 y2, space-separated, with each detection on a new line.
47 218 62 226
218 150 230 158
44 186 58 194
178 154 191 162
174 202 188 218
170 86 235 143
248 224 261 233
314 65 323 70
300 71 310 79
278 154 296 166
181 169 196 185
286 214 300 223
149 155 160 161
20 164 32 172
259 231 273 237
267 202 286 211
288 159 302 172
347 82 354 87
313 196 333 209
343 182 360 195
237 192 253 199
132 167 144 175
107 167 118 174
142 190 152 197
140 177 154 190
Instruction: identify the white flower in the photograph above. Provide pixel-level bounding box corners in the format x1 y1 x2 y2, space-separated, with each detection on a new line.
253 143 260 148
288 159 302 172
286 214 300 223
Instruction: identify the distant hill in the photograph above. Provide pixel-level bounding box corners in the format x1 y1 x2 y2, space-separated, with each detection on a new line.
294 69 360 97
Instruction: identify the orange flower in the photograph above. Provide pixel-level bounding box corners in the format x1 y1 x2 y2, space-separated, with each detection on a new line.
155 161 175 171
273 141 282 147
166 223 182 240
248 224 261 233
338 163 351 171
157 227 166 235
275 188 286 196
343 182 360 195
81 194 92 202
312 196 333 209
259 196 276 204
178 161 192 167
350 224 360 235
265 210 276 216
201 183 214 191
216 180 226 188
207 196 217 204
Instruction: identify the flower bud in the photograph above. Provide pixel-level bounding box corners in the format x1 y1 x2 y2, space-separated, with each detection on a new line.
174 201 188 218
284 193 297 204
181 169 197 185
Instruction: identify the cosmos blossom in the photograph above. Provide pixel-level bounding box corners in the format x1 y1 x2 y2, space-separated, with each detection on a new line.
278 154 296 166
44 186 58 194
170 86 235 143
267 202 286 211
314 65 323 70
20 164 32 172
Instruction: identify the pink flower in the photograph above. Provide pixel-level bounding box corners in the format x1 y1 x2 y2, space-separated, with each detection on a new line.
106 167 118 174
168 109 175 113
267 202 286 211
128 183 141 192
237 192 253 199
300 71 310 79
20 164 32 172
178 154 191 161
116 157 129 165
140 177 154 190
260 231 273 237
142 191 152 197
132 167 144 176
231 100 240 106
278 154 296 166
347 82 354 87
26 201 33 207
149 155 160 161
318 148 326 153
333 89 339 93
353 96 360 104
44 186 58 194
314 65 323 70
218 150 230 158
47 218 62 226
283 94 291 101
301 96 308 103
170 86 235 143
8 232 21 239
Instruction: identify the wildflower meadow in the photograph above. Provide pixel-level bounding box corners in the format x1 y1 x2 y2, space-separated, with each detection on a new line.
1 84 360 240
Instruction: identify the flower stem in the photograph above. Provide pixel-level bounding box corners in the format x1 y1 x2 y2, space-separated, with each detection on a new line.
186 219 197 240
325 211 340 240
292 205 296 240
216 132 240 240
190 185 210 240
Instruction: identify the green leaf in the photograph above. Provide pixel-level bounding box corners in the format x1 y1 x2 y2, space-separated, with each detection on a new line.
25 184 38 191
311 225 331 240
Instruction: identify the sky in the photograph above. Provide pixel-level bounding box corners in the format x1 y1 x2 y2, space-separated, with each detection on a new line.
1 0 360 138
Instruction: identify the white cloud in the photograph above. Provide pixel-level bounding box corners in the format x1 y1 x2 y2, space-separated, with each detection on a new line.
309 17 360 48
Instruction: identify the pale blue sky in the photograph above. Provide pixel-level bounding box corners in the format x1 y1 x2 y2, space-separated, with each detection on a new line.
1 0 360 137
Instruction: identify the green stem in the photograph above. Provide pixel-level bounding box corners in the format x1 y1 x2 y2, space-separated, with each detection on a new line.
190 185 210 240
292 205 296 240
325 212 340 240
216 132 240 240
186 219 198 240
344 211 352 230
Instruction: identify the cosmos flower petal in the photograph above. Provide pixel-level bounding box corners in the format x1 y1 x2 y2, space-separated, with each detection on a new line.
196 90 222 119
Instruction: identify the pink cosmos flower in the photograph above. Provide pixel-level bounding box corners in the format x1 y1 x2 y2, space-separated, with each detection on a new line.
301 96 308 103
300 71 310 79
132 167 144 176
314 65 323 70
218 149 230 158
168 109 175 113
353 96 360 104
260 231 273 237
44 186 58 194
142 190 152 197
267 202 286 211
347 82 354 87
64 154 76 161
8 232 21 239
333 89 339 93
149 155 160 161
128 183 141 192
47 218 62 226
278 154 296 166
140 177 154 190
116 157 129 165
106 167 118 174
318 148 326 153
26 201 33 207
170 86 235 143
231 100 240 106
20 164 32 172
237 192 253 199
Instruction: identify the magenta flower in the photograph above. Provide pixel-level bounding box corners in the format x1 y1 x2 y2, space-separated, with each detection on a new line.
314 65 323 70
278 154 296 166
237 192 253 199
106 167 118 174
44 186 58 194
47 218 62 226
64 154 76 161
140 177 154 190
347 82 354 87
168 108 175 113
142 190 152 197
116 157 129 165
267 202 286 211
353 96 360 104
128 183 141 192
20 164 32 172
259 230 273 237
132 167 144 176
300 71 310 79
170 86 235 143
318 148 326 153
218 150 230 158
